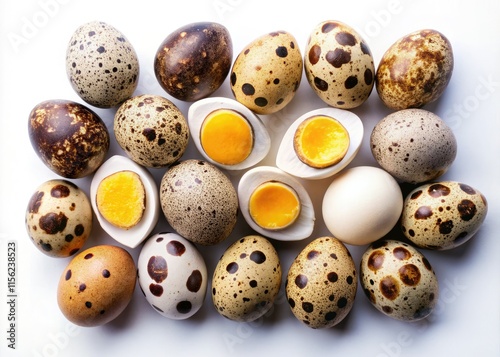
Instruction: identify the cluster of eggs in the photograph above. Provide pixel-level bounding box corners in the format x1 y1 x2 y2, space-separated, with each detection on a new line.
25 19 488 328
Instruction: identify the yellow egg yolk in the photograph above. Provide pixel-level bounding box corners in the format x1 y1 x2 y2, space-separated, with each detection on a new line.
96 170 146 229
293 115 350 168
248 181 301 230
200 109 254 165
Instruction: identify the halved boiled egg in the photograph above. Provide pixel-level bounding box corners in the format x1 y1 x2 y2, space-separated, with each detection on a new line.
188 97 271 170
276 107 363 180
238 166 315 241
90 155 160 248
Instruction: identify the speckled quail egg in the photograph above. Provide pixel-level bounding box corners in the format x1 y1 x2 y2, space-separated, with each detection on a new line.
90 155 160 249
212 235 282 322
188 97 271 170
286 236 357 329
276 107 363 180
401 181 488 250
25 179 92 258
114 94 190 168
376 29 454 110
137 232 208 319
238 166 315 241
360 240 439 322
230 30 302 114
304 20 375 109
160 160 238 246
370 108 457 184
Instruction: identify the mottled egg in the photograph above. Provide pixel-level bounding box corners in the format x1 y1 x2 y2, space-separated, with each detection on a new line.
137 232 207 319
370 108 457 184
212 235 282 322
155 22 232 101
66 21 139 108
360 240 439 321
376 29 454 110
25 179 92 258
230 31 302 114
28 100 110 179
114 94 190 167
286 237 357 329
304 20 375 109
57 245 136 327
160 160 238 246
401 181 488 250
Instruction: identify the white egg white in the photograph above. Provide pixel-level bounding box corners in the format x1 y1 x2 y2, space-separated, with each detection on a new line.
276 107 363 180
90 155 160 248
238 166 315 241
188 97 271 170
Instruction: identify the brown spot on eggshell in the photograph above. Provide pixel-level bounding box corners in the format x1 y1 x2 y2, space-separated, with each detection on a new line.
148 256 168 283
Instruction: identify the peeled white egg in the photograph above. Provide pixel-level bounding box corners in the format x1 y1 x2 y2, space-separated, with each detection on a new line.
276 107 363 180
188 97 271 170
90 155 160 248
238 166 315 241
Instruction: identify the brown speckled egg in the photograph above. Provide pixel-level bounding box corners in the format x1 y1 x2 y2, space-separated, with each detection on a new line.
154 22 232 101
28 100 110 179
159 160 238 246
66 21 139 108
376 29 453 110
370 108 457 184
360 240 439 322
114 95 189 167
230 31 302 114
212 235 281 322
57 245 136 327
401 181 488 250
25 180 92 258
286 237 357 329
304 20 375 109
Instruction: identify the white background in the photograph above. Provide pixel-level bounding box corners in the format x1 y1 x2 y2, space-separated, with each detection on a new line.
1 0 499 356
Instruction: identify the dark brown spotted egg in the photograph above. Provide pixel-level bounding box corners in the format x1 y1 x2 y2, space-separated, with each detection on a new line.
401 181 488 250
114 95 189 168
230 31 302 114
160 160 238 246
66 21 139 108
137 232 207 319
28 100 110 179
360 240 439 322
304 20 375 109
376 29 454 110
212 235 282 322
285 237 357 329
57 245 136 327
25 180 92 258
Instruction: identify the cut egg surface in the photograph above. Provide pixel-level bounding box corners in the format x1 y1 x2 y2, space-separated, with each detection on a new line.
238 166 315 241
90 155 160 248
188 97 271 170
276 107 363 180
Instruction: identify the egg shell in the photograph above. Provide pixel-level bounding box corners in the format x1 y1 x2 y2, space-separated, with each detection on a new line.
212 235 282 322
359 240 439 321
154 22 232 101
322 166 403 246
160 160 238 246
114 94 190 168
25 179 92 258
28 99 110 179
137 232 207 319
376 29 454 110
230 31 302 114
57 245 136 327
285 236 357 329
401 181 488 250
66 21 139 108
304 20 375 109
370 108 457 184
